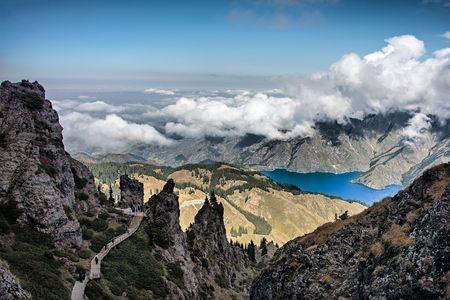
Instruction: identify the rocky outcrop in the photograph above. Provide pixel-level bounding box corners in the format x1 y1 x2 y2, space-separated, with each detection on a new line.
145 179 254 299
0 265 30 300
250 163 450 299
120 174 144 207
186 192 250 294
0 80 82 248
70 157 102 213
145 179 198 298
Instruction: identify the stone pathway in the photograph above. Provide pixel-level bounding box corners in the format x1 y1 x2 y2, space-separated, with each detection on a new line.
71 212 145 300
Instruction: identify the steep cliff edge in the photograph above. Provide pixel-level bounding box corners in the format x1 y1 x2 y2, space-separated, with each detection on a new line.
251 163 450 299
0 80 101 248
143 179 254 299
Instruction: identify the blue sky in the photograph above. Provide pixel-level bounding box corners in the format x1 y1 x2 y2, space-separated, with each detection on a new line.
0 0 449 89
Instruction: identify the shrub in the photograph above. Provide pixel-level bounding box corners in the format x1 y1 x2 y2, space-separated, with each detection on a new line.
90 234 110 252
214 272 230 289
22 92 44 110
145 223 169 249
77 249 92 259
82 227 94 240
102 232 168 299
75 192 89 201
54 250 79 262
92 218 108 232
0 226 70 300
85 280 112 300
115 225 127 236
63 205 74 221
167 262 185 289
98 212 110 220
39 163 58 178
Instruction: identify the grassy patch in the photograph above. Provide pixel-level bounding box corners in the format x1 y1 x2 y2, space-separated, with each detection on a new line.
167 262 185 289
0 226 70 300
102 230 169 299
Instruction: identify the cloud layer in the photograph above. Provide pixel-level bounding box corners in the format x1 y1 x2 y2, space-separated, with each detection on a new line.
54 34 450 154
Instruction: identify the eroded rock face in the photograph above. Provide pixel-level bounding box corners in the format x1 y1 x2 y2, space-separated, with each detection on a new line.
145 180 253 299
186 193 250 293
120 174 144 207
70 157 102 213
251 163 450 299
0 266 30 300
0 80 81 249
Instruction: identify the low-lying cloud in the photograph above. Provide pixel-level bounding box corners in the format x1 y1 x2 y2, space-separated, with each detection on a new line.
60 112 172 154
55 34 450 154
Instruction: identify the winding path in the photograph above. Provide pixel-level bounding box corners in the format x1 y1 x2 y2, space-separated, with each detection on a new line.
71 212 145 300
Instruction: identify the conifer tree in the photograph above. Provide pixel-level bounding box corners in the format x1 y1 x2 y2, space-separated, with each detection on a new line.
210 191 217 205
108 183 115 206
260 237 268 256
247 240 256 262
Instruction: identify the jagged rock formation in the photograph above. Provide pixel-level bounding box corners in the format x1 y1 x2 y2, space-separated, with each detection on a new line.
120 174 144 207
70 156 102 213
186 192 251 296
145 179 253 299
0 266 30 300
145 179 199 298
251 163 450 299
0 80 101 249
0 80 82 248
127 112 450 189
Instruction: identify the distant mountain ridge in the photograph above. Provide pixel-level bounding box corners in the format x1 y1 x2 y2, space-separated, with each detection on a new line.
117 111 450 190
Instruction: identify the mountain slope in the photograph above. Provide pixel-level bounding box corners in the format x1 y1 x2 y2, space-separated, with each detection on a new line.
89 162 367 245
125 112 449 189
250 163 450 299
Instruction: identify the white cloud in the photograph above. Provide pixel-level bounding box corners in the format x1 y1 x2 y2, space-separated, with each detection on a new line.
60 112 172 153
402 113 432 142
285 34 450 121
77 101 122 113
144 88 176 95
56 34 450 154
442 31 450 40
77 95 95 100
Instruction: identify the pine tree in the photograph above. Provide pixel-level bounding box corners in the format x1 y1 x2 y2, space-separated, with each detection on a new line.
108 183 115 206
210 191 217 205
260 237 268 256
247 240 256 262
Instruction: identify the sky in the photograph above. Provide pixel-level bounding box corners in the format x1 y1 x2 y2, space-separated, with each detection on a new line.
1 0 449 90
0 0 449 154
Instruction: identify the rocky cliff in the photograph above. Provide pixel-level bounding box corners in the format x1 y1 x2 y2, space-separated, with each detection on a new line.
0 80 100 248
250 163 450 299
0 266 30 300
120 174 144 207
144 179 254 299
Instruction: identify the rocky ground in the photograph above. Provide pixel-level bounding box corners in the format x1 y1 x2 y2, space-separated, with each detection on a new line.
251 163 450 299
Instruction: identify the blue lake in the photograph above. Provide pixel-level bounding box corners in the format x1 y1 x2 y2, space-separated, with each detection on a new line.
263 169 401 205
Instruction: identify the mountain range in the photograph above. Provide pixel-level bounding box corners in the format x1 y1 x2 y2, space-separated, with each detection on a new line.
0 81 448 299
101 111 449 190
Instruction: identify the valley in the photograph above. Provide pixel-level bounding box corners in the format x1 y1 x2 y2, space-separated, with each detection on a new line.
87 161 366 246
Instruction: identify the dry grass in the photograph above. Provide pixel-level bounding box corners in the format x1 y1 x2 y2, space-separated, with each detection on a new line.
406 210 419 224
370 242 384 257
382 224 413 248
320 274 334 284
